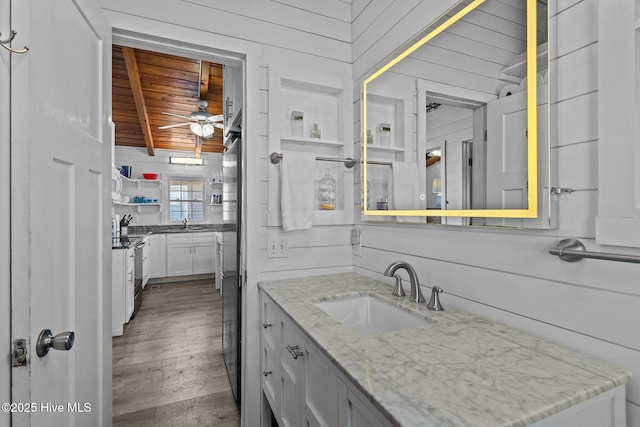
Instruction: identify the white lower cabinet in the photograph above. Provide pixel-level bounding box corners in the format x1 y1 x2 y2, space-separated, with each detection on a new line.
148 234 167 278
112 247 135 337
260 291 390 427
166 232 215 276
141 235 150 288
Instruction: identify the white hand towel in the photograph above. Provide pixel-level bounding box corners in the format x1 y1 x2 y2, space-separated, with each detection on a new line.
281 152 315 231
391 161 421 223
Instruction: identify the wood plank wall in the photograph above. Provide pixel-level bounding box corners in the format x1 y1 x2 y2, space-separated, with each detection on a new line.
352 1 640 425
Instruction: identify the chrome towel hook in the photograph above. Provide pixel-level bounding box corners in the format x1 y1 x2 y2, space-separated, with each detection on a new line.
0 30 29 54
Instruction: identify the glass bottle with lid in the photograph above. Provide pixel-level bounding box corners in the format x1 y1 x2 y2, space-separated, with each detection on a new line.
318 169 336 210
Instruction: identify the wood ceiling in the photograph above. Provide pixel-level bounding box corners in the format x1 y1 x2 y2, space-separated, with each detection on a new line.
112 45 224 156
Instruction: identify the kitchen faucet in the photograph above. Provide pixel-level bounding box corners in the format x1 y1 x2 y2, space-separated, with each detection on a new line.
383 261 425 303
182 218 188 229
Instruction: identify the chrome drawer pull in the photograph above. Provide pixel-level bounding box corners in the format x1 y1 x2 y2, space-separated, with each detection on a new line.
286 344 303 360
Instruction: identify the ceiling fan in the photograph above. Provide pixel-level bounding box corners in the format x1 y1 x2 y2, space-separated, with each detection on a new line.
159 100 224 138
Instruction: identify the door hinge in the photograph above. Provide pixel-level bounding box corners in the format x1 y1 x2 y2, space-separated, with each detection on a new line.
13 339 28 367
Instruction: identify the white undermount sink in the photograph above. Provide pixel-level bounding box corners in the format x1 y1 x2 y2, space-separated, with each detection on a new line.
315 295 429 337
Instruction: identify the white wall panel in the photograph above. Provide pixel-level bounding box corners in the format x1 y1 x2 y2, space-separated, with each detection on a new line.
557 141 597 189
553 91 598 146
102 0 351 62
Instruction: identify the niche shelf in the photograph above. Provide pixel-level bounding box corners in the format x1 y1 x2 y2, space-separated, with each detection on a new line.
267 66 353 227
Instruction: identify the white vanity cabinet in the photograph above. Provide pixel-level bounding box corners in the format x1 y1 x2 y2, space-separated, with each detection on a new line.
166 232 216 276
112 246 135 337
148 233 167 278
260 284 627 427
260 292 391 427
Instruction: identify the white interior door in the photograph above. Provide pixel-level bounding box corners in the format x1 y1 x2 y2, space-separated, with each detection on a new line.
10 0 112 425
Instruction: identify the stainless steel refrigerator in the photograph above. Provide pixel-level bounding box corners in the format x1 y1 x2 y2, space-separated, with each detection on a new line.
222 109 242 406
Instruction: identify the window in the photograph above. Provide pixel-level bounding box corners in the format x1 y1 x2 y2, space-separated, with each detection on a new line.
169 178 204 222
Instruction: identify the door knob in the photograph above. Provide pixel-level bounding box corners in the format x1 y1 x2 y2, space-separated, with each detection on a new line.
36 329 75 357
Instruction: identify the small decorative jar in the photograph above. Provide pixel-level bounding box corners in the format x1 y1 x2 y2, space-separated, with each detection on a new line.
291 111 304 138
377 123 391 146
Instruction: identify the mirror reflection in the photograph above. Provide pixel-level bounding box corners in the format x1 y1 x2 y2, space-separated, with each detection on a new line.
362 0 554 228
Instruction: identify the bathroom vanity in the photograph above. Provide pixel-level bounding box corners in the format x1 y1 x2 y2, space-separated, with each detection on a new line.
259 273 630 427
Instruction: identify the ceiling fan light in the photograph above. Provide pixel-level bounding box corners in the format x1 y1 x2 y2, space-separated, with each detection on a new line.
202 124 215 137
189 122 215 138
190 123 202 136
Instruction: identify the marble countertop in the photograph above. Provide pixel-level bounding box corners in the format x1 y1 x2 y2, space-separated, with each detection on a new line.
259 273 631 427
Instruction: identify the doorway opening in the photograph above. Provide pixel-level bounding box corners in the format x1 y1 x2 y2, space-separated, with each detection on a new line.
110 30 245 425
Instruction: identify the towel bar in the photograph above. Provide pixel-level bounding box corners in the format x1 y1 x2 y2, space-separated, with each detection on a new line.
269 152 392 168
549 238 640 264
270 152 357 168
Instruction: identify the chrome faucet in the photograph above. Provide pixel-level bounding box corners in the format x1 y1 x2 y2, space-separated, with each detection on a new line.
182 218 188 229
384 261 425 303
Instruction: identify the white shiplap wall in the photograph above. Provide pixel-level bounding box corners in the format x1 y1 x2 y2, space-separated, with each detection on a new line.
353 1 640 425
99 1 354 425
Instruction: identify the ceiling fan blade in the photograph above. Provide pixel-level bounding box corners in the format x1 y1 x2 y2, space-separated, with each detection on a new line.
159 122 191 130
214 123 224 129
161 111 192 120
205 114 224 122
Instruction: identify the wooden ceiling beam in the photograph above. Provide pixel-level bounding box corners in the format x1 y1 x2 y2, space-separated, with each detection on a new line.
199 61 210 100
121 46 156 156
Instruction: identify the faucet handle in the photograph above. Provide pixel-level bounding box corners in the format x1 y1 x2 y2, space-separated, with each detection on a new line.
427 286 444 311
392 275 406 297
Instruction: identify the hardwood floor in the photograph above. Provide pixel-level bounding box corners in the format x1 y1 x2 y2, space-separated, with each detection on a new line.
113 278 240 427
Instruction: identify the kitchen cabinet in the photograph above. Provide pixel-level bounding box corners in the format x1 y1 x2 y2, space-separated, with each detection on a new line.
166 232 215 276
148 234 167 278
215 232 223 290
141 235 150 288
193 233 216 274
112 246 135 336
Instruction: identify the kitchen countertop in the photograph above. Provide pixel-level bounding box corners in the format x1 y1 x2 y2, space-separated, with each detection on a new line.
128 223 234 234
112 224 234 249
259 273 631 427
111 232 150 250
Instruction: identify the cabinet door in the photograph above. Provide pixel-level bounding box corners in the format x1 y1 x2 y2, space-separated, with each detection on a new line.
149 234 167 278
304 339 338 427
192 242 215 274
111 250 126 336
261 294 281 418
125 248 135 321
141 237 150 287
166 244 193 276
344 389 388 427
280 313 304 427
